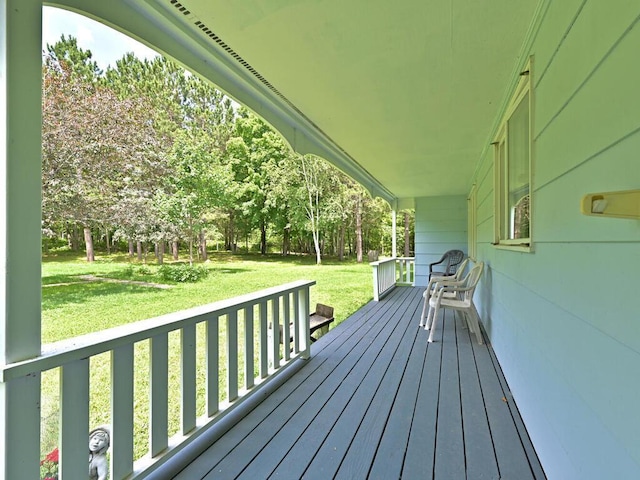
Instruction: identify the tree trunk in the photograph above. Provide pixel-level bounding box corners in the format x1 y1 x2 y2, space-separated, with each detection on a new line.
188 217 194 265
172 240 179 260
137 241 142 261
128 239 134 257
70 224 80 251
355 197 363 263
338 223 345 261
84 227 95 263
199 230 207 261
404 212 410 257
156 241 164 265
260 220 267 255
282 226 290 256
105 228 111 255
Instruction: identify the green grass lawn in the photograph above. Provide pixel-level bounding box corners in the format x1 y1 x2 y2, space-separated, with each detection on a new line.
40 251 374 460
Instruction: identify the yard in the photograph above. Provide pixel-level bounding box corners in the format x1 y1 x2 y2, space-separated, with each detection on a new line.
40 251 374 460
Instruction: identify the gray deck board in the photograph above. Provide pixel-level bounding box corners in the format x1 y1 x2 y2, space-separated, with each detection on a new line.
168 287 545 480
434 310 465 479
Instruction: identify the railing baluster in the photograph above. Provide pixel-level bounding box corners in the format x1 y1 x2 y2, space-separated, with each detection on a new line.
227 310 239 402
150 334 168 456
206 316 219 416
271 297 280 369
298 286 310 359
181 325 196 434
244 306 254 390
259 300 268 378
112 344 134 479
60 359 89 479
282 294 291 361
2 281 315 478
292 290 300 353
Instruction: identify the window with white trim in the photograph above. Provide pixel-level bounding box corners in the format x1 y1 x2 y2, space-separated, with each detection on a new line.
494 59 532 249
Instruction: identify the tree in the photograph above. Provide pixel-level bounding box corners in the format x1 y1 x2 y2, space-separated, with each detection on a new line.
163 130 230 264
43 38 162 262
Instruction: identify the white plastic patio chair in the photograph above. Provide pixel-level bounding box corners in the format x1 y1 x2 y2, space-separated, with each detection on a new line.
424 262 484 344
419 258 469 327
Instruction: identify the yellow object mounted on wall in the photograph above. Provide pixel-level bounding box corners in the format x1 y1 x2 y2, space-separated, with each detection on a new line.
580 190 640 219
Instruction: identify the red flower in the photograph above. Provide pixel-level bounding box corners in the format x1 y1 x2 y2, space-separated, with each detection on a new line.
45 447 59 463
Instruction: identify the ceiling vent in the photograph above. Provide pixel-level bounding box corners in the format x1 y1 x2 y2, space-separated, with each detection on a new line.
167 0 296 111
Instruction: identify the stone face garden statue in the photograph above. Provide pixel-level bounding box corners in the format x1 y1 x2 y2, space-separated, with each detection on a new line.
89 426 110 480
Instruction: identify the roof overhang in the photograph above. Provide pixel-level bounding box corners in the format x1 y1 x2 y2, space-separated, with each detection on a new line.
50 0 544 207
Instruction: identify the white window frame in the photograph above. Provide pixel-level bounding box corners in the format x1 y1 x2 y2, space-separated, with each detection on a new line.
494 58 533 252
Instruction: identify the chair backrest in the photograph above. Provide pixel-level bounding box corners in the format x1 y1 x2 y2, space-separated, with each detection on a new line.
452 258 470 281
315 303 334 318
461 262 484 304
443 249 465 275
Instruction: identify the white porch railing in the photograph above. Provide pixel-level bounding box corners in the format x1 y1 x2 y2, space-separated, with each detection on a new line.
370 257 415 301
0 280 314 479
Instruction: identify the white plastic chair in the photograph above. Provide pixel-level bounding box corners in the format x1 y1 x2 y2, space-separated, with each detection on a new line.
419 258 469 327
424 262 484 344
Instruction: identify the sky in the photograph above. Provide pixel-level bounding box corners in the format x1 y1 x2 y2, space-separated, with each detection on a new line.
42 6 160 70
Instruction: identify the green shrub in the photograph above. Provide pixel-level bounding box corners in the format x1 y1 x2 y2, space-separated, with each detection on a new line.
136 265 152 276
158 264 209 283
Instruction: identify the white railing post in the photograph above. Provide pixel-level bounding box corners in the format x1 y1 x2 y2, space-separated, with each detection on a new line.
111 344 135 479
150 333 169 456
1 280 315 479
371 258 398 300
226 311 239 402
0 2 43 478
372 262 381 301
395 257 416 286
206 316 219 416
244 306 254 390
60 359 90 479
298 286 311 359
181 324 197 433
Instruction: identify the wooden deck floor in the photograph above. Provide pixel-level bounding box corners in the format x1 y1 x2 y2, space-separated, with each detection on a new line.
169 287 545 479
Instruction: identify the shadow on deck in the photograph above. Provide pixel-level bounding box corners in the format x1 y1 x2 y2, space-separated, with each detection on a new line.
161 287 545 479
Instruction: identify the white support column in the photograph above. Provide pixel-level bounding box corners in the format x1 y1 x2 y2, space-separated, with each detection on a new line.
391 209 397 258
0 1 43 479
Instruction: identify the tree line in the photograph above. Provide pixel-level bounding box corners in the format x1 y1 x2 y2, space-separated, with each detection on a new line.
42 36 413 264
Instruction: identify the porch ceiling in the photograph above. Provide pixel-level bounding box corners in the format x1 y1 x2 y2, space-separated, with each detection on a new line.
58 0 541 203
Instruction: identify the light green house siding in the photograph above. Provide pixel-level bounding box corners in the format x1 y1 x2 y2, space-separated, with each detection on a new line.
414 195 467 287
467 1 640 478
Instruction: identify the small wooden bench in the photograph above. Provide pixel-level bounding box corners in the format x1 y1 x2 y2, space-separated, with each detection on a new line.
274 303 335 344
309 303 334 342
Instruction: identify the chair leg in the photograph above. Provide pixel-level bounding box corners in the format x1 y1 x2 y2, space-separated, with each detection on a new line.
427 305 440 342
419 291 429 327
425 302 435 330
471 306 483 345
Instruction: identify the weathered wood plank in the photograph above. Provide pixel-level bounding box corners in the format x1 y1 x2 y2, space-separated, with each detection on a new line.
433 310 465 479
472 332 535 479
485 334 546 479
277 289 422 480
168 287 543 480
456 312 500 479
357 294 427 479
173 287 413 480
212 289 418 479
402 306 445 480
